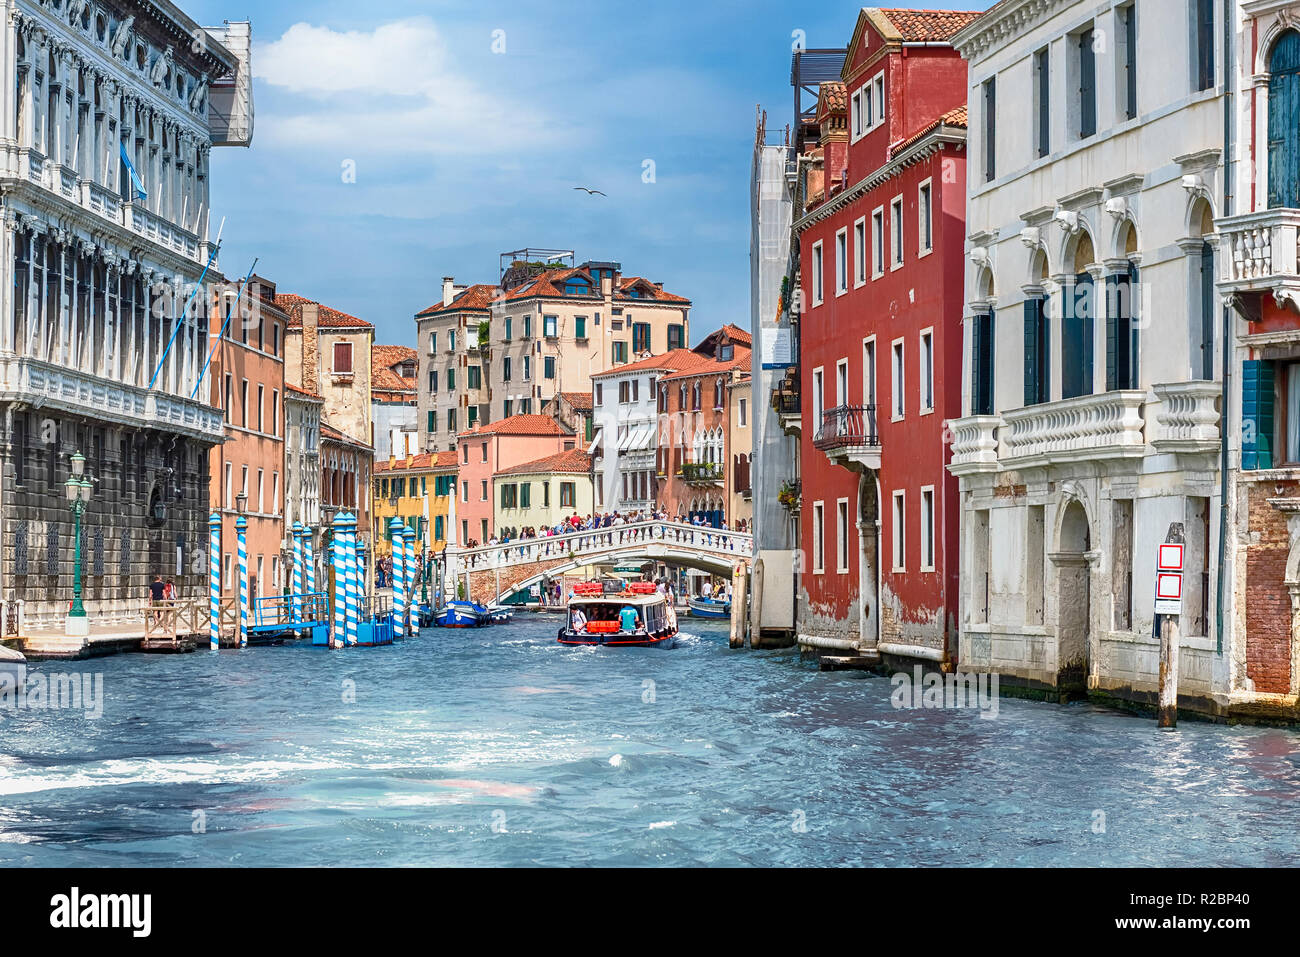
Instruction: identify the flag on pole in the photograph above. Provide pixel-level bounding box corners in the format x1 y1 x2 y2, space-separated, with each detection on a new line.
120 142 147 201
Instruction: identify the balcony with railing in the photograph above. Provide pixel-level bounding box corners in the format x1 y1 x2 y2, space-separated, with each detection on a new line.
1216 208 1300 306
771 369 801 437
813 404 880 472
949 385 1215 476
678 462 724 487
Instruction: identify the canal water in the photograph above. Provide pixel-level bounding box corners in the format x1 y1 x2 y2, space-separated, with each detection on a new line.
1 614 1298 867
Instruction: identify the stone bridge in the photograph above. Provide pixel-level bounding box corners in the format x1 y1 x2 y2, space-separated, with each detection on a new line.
447 521 753 604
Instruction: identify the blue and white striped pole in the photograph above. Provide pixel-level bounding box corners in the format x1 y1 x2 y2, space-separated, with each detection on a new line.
343 511 360 646
356 538 368 621
208 512 221 651
236 514 249 649
304 527 316 610
291 520 303 620
332 511 347 648
390 518 406 640
402 525 418 634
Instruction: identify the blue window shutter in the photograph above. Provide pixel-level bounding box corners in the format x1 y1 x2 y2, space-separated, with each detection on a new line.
1105 275 1119 392
972 313 994 415
1079 30 1096 137
1242 360 1275 470
1268 32 1300 208
1024 299 1040 406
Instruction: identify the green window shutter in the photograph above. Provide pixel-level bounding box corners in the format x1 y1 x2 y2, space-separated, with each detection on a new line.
1024 299 1040 406
1105 275 1119 392
1242 360 1275 470
426 410 434 432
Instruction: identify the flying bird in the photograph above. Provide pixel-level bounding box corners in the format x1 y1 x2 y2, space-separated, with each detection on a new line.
573 186 607 196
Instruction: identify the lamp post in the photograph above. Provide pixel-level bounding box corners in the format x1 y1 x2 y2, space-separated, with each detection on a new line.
64 451 92 636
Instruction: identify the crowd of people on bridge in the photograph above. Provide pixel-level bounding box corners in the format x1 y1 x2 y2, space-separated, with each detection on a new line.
477 511 750 548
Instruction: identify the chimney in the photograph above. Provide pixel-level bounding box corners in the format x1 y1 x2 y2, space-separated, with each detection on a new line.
302 302 320 394
442 276 455 307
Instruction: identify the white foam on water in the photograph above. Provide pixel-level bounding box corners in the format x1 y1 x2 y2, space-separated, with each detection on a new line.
647 821 675 830
609 754 623 767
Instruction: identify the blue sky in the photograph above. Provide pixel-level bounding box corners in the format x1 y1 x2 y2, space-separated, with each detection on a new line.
184 1 983 346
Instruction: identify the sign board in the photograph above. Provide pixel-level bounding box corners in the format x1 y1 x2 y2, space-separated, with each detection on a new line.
1157 544 1184 572
761 328 794 369
1154 571 1183 615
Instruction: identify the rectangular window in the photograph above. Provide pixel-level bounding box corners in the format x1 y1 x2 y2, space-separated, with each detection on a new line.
1195 0 1214 91
612 341 628 364
836 359 848 407
812 502 825 574
544 356 556 379
812 241 824 305
1242 359 1275 469
812 368 825 431
467 365 482 390
1078 27 1097 138
448 409 457 433
971 313 995 416
429 331 436 353
520 483 531 508
271 390 280 437
1106 265 1140 391
871 209 885 277
240 379 249 428
1024 293 1052 405
890 197 903 269
836 499 850 573
863 338 877 411
523 355 531 380
632 322 651 353
972 509 990 623
522 315 532 338
891 339 905 419
918 182 932 254
891 490 906 572
447 368 456 391
481 442 488 463
835 228 847 294
1111 498 1134 630
851 88 864 139
481 480 488 501
920 487 935 571
872 74 884 127
1035 47 1050 158
574 316 587 339
854 217 867 286
462 480 468 502
256 384 264 432
595 383 603 406
983 77 996 182
560 482 575 508
427 410 435 433
332 341 353 374
504 317 512 341
739 398 747 427
668 324 684 350
1121 4 1137 119
544 315 558 338
502 356 512 382
919 330 934 412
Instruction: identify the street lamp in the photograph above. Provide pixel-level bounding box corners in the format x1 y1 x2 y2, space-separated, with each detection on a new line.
65 452 92 632
234 490 248 515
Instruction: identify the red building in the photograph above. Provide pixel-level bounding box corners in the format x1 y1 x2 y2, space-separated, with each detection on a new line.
794 7 975 663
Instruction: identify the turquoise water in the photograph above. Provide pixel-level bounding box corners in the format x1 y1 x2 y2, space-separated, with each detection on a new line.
1 615 1298 866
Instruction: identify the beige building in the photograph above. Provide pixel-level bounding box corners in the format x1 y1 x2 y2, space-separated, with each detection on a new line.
278 294 375 450
490 259 691 422
494 450 595 533
284 383 323 588
415 279 494 453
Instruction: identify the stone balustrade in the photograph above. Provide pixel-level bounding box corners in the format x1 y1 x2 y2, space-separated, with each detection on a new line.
946 415 1002 474
1150 381 1221 454
1216 208 1300 297
1001 391 1146 466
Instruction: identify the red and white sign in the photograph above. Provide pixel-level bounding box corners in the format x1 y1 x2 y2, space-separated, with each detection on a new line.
1157 544 1184 572
1156 573 1182 601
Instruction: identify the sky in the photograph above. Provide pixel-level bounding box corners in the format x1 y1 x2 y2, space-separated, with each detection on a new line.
184 0 985 347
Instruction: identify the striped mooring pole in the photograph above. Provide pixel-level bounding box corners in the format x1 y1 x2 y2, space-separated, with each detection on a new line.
304 526 316 599
208 512 221 651
343 511 359 646
291 520 304 620
402 525 417 634
356 537 368 623
390 518 406 640
236 514 249 649
332 511 347 648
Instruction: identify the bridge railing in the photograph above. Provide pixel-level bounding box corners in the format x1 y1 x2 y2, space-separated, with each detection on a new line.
455 521 753 571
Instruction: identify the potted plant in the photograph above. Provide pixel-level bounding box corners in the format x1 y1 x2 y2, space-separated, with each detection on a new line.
777 480 800 513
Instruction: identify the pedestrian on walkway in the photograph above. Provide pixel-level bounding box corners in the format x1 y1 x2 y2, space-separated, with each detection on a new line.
149 574 165 604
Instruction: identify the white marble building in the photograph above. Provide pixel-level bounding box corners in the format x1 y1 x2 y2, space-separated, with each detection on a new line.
948 0 1230 707
0 0 251 623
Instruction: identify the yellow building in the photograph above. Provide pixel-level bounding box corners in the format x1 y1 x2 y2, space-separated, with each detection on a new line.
493 450 594 535
372 450 459 558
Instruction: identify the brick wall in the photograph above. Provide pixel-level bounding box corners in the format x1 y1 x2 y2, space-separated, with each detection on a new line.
1246 482 1294 694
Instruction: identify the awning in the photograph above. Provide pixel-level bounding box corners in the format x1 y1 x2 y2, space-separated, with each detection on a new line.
587 429 603 455
617 427 654 452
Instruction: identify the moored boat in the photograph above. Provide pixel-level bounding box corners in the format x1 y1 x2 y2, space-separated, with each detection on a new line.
558 581 677 648
434 600 515 628
687 595 731 618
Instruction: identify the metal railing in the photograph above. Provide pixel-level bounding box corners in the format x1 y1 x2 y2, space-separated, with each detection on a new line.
813 404 879 451
456 520 753 571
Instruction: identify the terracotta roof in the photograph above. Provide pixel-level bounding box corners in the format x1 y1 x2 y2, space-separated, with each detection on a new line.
892 105 967 156
374 450 458 474
659 346 752 383
878 8 982 42
371 344 417 396
502 267 690 305
416 284 499 317
275 293 374 330
285 383 323 401
720 323 752 347
591 347 713 379
817 82 847 119
557 391 593 411
457 414 567 438
320 423 374 450
496 449 592 477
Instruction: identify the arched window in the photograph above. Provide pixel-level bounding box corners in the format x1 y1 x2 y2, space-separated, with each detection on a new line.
1062 232 1096 400
1106 221 1140 391
1269 30 1300 209
1023 248 1051 406
1188 199 1216 380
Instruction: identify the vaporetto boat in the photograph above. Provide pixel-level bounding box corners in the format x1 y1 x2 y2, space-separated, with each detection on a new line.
558 582 678 648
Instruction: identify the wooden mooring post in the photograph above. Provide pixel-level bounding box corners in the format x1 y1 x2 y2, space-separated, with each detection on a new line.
1155 522 1185 731
729 561 748 649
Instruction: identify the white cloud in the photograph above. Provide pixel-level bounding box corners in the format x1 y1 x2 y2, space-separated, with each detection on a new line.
253 18 554 154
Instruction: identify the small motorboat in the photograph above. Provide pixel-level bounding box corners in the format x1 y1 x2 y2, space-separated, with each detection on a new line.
687 595 732 619
434 600 514 628
559 581 677 648
0 643 25 692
